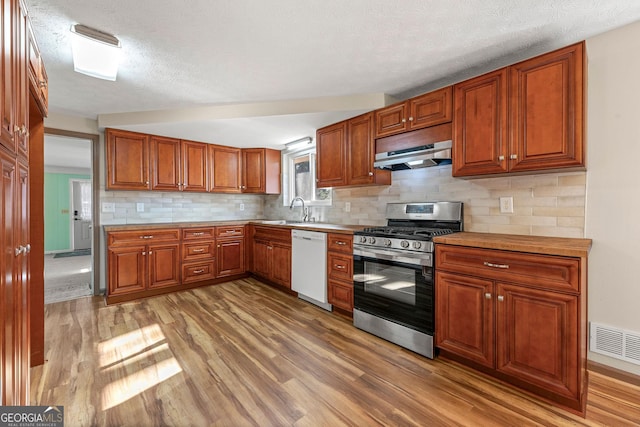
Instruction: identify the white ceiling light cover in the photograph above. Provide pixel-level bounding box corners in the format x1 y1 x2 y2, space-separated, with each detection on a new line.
70 24 121 81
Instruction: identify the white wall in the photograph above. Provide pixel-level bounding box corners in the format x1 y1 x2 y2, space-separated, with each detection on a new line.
585 21 640 375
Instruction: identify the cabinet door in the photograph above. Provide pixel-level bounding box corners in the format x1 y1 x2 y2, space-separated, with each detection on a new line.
316 121 347 188
217 238 245 277
242 148 265 193
271 242 291 288
374 103 407 138
209 145 241 193
453 68 508 177
496 283 579 400
509 42 584 172
347 112 376 186
0 151 16 404
108 246 147 295
409 86 452 131
252 239 271 278
27 20 47 115
0 0 15 153
328 279 353 312
181 140 208 192
435 271 495 368
14 2 28 160
106 129 150 190
147 243 180 289
150 135 180 191
14 160 28 404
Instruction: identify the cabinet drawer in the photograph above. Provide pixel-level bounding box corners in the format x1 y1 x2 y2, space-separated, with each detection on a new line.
108 229 180 246
436 245 580 293
327 233 353 254
328 253 353 282
216 225 244 238
182 261 216 284
182 242 215 262
182 227 216 241
253 226 291 244
328 279 353 312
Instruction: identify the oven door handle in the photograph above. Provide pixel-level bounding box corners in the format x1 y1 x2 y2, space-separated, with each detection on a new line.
354 247 432 267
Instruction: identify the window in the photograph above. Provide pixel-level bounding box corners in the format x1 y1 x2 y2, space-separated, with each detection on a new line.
282 143 331 206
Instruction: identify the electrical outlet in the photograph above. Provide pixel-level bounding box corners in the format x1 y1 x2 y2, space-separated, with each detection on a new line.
136 203 144 212
102 202 115 213
239 203 245 211
500 197 514 214
345 202 351 212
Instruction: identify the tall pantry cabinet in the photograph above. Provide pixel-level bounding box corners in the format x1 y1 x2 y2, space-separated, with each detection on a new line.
1 0 48 406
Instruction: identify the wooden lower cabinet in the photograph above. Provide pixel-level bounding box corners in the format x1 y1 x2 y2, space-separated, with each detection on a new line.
327 233 353 313
107 225 248 303
435 243 587 415
250 226 291 289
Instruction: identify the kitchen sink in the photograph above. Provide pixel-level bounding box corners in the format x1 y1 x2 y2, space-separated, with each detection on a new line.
259 220 306 225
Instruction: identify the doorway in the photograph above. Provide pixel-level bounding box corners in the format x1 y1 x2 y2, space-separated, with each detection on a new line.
43 129 99 304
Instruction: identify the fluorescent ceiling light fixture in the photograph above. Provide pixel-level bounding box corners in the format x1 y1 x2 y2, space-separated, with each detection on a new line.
70 24 121 81
285 136 313 151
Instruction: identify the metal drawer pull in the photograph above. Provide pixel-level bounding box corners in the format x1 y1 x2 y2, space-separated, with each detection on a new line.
193 269 205 274
485 293 492 299
192 232 205 236
335 264 345 269
140 235 154 239
484 261 509 269
497 295 504 302
224 230 236 233
193 248 205 253
335 241 346 245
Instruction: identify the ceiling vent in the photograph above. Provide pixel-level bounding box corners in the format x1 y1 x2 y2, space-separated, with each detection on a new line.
590 322 640 365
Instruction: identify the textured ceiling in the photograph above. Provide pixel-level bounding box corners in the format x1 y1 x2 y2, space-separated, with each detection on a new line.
27 0 640 148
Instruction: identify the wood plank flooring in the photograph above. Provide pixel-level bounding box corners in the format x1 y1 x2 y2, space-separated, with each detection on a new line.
30 278 640 426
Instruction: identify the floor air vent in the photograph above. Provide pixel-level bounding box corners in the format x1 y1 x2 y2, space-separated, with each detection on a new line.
590 322 640 365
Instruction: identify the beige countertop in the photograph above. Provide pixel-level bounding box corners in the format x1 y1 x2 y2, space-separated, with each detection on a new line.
433 232 592 258
103 220 366 235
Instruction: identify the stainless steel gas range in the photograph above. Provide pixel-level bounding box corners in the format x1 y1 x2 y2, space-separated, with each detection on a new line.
352 201 463 359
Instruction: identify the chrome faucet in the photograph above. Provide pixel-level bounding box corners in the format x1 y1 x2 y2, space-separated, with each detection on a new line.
289 197 308 222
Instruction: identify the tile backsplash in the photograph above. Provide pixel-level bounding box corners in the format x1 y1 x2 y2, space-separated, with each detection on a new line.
100 166 586 238
265 165 587 238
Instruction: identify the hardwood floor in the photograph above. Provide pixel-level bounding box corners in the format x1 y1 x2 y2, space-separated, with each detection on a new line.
31 278 640 426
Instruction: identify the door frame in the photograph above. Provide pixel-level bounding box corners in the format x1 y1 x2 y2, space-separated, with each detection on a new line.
44 128 100 296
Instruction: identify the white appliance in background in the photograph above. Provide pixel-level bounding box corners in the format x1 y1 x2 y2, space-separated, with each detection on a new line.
291 229 331 311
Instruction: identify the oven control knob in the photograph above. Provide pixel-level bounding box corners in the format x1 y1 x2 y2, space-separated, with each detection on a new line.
413 241 422 249
368 237 376 244
383 239 392 247
359 236 367 244
400 240 410 248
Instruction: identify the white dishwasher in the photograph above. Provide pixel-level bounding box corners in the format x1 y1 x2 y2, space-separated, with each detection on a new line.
291 229 331 311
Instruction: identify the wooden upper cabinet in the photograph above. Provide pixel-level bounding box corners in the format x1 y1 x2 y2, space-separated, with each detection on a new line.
1 0 16 154
150 135 181 191
209 144 241 193
106 129 150 190
316 121 347 188
375 86 452 138
509 42 584 172
181 140 208 192
27 18 47 116
241 148 281 194
14 2 28 160
453 42 585 177
453 68 509 177
347 112 390 186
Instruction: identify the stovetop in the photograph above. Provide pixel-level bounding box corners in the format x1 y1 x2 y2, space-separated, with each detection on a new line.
358 226 457 241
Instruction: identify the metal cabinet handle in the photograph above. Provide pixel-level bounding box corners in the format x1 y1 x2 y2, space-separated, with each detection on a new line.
498 155 505 161
142 251 146 255
192 232 205 236
193 248 205 253
149 251 153 255
225 230 236 233
39 80 47 88
15 246 23 256
368 171 374 176
401 118 406 123
335 241 346 246
497 295 504 302
193 269 205 274
408 116 414 121
140 235 154 239
335 264 345 270
484 261 509 269
510 154 518 160
485 293 492 299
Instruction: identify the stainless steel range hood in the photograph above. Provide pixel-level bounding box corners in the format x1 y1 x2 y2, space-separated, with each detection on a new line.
373 140 452 170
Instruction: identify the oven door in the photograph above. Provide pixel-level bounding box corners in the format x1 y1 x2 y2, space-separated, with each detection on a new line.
353 247 434 335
